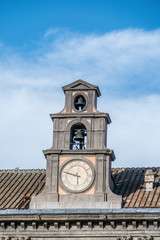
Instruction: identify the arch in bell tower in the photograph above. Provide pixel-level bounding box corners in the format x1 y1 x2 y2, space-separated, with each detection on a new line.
66 118 91 149
70 123 87 150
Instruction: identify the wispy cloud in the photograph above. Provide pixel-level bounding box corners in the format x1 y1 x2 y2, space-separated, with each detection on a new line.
43 28 62 39
0 28 160 168
1 28 160 94
103 95 160 167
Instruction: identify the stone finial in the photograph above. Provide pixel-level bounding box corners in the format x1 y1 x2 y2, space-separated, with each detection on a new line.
145 169 154 191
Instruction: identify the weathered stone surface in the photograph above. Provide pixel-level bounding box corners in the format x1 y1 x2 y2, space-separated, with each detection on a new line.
30 80 122 209
0 209 159 239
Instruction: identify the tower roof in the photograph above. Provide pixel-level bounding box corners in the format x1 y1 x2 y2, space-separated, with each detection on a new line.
62 79 101 97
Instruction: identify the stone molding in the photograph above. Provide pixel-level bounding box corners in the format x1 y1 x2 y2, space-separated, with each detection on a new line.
0 212 159 239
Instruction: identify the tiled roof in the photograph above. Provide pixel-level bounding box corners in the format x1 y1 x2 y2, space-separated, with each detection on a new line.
0 168 159 209
0 169 46 210
112 168 160 208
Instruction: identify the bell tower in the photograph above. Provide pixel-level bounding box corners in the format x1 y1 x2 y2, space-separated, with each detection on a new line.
30 80 122 209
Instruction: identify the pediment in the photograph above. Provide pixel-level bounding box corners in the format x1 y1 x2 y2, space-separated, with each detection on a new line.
62 79 101 96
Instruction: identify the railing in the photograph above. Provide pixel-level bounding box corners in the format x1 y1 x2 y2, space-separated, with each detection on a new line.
70 142 86 150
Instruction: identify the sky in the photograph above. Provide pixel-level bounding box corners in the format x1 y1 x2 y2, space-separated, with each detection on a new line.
0 0 160 169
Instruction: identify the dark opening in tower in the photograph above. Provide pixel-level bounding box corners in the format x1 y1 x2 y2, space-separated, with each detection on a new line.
70 123 87 150
74 95 86 111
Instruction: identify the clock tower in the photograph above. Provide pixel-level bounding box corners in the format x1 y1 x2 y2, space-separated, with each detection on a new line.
30 80 122 209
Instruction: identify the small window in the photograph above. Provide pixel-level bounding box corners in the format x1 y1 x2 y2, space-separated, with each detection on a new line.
74 95 86 111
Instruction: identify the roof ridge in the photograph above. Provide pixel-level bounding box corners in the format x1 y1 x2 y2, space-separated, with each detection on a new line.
112 167 160 170
1 167 160 172
0 169 46 172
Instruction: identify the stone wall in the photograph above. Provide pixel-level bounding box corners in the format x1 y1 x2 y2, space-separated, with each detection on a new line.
0 210 159 240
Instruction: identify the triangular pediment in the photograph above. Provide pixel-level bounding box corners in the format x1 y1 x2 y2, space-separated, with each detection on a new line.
70 82 90 90
62 79 101 96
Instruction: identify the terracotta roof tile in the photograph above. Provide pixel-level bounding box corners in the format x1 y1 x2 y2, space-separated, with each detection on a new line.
0 168 159 209
0 169 46 209
112 167 160 208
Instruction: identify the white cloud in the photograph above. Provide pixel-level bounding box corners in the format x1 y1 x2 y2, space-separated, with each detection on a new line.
0 88 64 169
103 95 160 167
0 28 160 169
44 28 60 38
1 28 160 92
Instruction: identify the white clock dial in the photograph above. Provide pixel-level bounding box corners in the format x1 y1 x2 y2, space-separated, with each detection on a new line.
60 160 94 193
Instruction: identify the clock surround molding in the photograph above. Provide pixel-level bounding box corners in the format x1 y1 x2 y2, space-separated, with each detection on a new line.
59 158 95 193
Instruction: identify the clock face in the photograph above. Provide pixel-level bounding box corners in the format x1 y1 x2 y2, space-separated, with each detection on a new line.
60 159 94 193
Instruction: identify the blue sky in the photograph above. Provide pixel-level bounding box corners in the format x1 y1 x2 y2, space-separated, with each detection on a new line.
0 1 160 169
1 0 160 47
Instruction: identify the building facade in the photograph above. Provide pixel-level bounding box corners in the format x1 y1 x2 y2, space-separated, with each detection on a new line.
0 80 160 240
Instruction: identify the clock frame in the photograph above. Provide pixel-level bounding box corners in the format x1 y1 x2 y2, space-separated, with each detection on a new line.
60 159 95 193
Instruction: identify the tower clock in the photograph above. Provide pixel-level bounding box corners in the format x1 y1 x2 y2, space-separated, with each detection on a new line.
30 79 122 209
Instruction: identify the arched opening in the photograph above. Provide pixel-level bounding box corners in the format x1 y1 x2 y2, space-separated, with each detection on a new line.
70 123 87 150
74 95 86 111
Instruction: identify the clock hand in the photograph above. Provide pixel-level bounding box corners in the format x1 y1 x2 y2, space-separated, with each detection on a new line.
76 172 78 185
76 172 81 185
63 171 80 178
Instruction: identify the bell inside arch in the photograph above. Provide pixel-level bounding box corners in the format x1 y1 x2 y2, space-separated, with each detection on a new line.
70 123 87 150
74 95 86 110
74 130 84 142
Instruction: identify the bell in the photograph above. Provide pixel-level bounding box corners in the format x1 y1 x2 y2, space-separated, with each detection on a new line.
74 130 84 142
75 96 85 108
